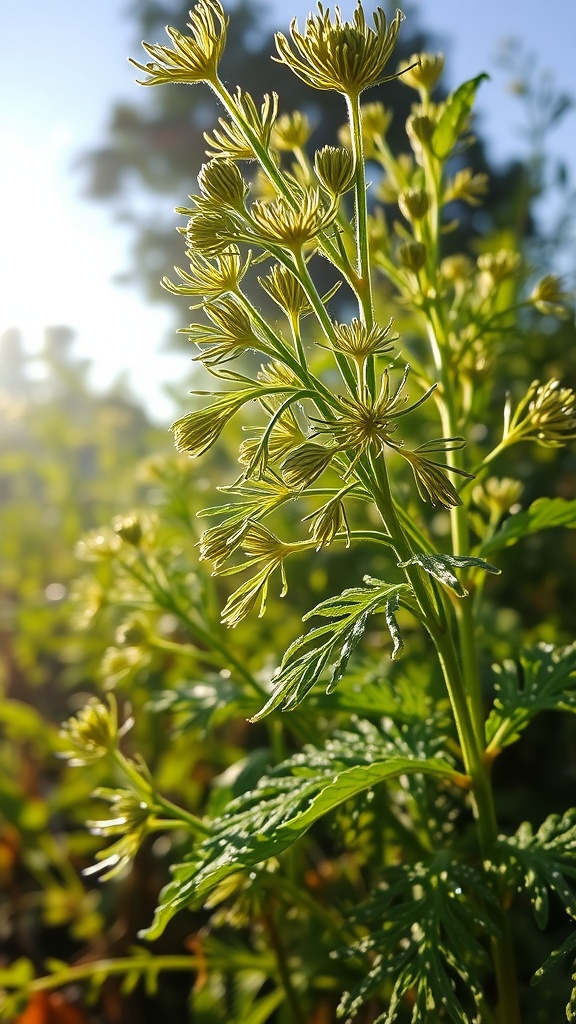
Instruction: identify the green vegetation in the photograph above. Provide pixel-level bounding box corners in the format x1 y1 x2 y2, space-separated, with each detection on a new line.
2 3 576 1022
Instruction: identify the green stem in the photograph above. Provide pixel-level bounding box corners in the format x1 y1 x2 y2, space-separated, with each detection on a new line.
419 147 521 1021
346 93 373 330
211 78 347 275
15 956 203 999
263 908 303 1024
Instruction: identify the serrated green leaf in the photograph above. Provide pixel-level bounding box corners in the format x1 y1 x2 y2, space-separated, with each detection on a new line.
140 729 462 941
532 926 576 985
433 74 489 158
399 552 500 597
337 859 496 1024
486 643 576 752
148 676 259 735
250 580 410 720
480 497 576 556
496 809 576 933
385 591 404 660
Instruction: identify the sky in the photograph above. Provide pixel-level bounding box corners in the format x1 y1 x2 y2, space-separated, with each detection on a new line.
1 0 575 423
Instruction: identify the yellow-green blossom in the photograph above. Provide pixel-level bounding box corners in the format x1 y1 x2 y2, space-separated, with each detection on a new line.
59 697 130 766
274 4 403 99
504 379 576 448
130 0 228 87
162 246 251 303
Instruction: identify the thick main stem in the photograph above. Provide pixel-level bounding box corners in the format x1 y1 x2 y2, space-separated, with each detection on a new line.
368 452 520 1022
419 146 521 1018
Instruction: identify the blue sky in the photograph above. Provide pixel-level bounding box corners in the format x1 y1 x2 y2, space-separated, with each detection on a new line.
1 0 575 422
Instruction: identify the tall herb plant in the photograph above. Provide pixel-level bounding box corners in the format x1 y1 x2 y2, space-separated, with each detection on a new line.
4 2 576 1021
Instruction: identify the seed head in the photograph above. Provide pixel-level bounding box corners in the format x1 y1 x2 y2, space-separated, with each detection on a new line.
314 145 355 195
274 4 403 99
399 441 469 508
197 158 249 210
171 388 261 457
330 317 397 363
162 246 251 303
303 494 350 550
505 379 576 448
259 263 311 320
130 0 228 87
249 189 337 252
205 89 278 159
59 697 128 766
530 274 573 318
281 442 335 490
187 295 265 366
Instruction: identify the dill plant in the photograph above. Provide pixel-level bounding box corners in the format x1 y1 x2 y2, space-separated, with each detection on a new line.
5 2 576 1022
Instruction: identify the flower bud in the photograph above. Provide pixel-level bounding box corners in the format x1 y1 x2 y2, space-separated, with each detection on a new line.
398 188 430 222
198 158 248 210
272 111 311 151
113 513 142 547
59 698 125 765
314 146 355 196
398 240 427 273
472 477 523 518
399 53 445 93
281 443 334 491
530 274 573 318
406 113 435 152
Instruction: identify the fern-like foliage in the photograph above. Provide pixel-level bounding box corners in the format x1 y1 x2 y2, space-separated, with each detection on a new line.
251 578 412 720
141 724 463 940
335 858 499 1023
486 643 576 753
494 809 576 930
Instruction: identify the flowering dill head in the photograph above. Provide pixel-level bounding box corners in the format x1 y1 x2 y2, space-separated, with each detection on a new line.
249 189 337 252
59 697 130 766
186 295 267 366
162 246 251 304
274 3 403 99
218 522 301 626
259 264 311 321
504 379 576 448
329 317 397 364
171 388 260 457
130 0 228 87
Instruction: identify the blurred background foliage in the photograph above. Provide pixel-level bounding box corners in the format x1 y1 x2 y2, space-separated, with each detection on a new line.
1 1 576 1021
